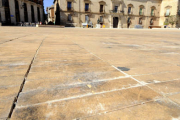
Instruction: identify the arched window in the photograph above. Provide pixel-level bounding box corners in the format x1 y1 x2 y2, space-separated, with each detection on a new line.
151 6 156 16
84 0 91 12
99 1 106 13
127 4 133 15
139 5 145 16
165 6 172 17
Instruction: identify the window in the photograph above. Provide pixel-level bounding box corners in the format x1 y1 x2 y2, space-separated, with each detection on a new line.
150 18 153 25
139 8 143 15
127 17 131 23
67 2 72 10
139 18 142 24
128 7 131 14
166 9 170 16
151 9 154 16
100 16 103 22
85 15 89 23
100 5 103 12
85 3 89 11
114 6 118 13
68 14 72 21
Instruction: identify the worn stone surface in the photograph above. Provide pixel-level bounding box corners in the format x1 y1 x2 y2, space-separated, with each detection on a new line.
0 27 180 119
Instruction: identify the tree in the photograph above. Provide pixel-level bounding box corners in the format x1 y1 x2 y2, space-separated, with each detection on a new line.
168 15 178 27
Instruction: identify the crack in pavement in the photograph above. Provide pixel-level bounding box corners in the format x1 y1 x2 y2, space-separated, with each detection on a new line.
7 36 47 119
0 34 34 45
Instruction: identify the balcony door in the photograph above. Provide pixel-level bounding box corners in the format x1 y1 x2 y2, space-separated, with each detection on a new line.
85 3 89 11
114 6 118 13
67 2 72 10
100 5 103 12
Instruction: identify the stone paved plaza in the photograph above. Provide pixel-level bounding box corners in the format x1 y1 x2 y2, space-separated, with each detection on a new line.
0 27 180 120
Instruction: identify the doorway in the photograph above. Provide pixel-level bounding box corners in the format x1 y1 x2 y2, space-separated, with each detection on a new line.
31 5 35 22
24 3 28 22
37 7 40 22
15 0 20 23
4 0 11 25
113 17 118 28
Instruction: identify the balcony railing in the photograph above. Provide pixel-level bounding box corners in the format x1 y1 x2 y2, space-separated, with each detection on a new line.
110 10 124 14
164 13 170 17
99 19 103 23
150 12 155 17
139 12 144 16
100 9 105 13
85 9 91 13
67 7 74 11
110 10 118 13
128 12 133 15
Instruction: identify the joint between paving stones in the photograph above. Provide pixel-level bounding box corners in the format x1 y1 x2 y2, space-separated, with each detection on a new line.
7 36 47 119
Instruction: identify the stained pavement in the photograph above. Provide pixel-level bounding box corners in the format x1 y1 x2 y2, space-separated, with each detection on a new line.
0 27 180 120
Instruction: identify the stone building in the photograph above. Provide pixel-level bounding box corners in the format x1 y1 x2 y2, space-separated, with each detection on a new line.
46 5 55 23
53 0 180 28
0 0 44 25
159 0 180 28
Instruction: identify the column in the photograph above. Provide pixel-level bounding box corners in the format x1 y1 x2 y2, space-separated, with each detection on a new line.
34 4 38 22
9 0 16 24
18 0 24 22
0 8 5 22
26 2 32 22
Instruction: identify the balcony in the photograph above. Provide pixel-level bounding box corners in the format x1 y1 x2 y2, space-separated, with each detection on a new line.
151 12 155 17
67 7 74 12
164 13 170 17
85 9 91 13
99 19 104 23
128 11 133 15
110 10 124 15
110 10 119 13
139 12 144 16
100 9 105 13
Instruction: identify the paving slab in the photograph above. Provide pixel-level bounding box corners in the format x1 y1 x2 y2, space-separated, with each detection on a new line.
0 27 180 119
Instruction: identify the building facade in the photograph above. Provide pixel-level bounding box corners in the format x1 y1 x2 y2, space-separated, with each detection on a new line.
0 0 44 25
53 0 180 28
46 5 55 23
159 0 180 28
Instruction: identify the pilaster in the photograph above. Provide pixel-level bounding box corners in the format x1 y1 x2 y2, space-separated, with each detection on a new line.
34 4 38 22
9 0 16 24
18 0 24 22
26 2 32 22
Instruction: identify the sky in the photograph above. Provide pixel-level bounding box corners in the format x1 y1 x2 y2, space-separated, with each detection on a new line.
44 0 54 13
